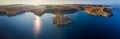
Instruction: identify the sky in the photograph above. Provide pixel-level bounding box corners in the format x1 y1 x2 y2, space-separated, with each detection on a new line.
0 0 120 5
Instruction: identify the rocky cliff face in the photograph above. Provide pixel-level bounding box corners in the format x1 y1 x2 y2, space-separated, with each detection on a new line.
85 7 112 17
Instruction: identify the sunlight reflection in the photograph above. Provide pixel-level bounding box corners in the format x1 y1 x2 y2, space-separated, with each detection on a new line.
34 15 41 36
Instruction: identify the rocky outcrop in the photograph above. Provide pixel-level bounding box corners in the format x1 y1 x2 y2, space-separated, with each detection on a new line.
0 5 33 16
53 13 72 26
31 8 45 16
84 7 112 17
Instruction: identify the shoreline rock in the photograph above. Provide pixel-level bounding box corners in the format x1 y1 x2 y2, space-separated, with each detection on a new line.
85 7 113 17
53 13 72 26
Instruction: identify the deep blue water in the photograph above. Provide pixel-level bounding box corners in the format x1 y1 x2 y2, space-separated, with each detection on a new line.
0 6 120 39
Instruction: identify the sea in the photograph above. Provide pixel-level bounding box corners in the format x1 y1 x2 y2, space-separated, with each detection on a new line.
0 5 120 39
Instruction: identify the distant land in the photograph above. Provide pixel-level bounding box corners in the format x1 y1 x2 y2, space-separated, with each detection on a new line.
0 4 113 17
0 4 113 26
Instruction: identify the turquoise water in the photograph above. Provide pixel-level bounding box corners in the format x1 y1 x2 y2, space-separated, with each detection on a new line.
0 6 120 39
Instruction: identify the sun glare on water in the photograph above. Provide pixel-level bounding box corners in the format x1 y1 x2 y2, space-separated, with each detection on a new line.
34 16 41 36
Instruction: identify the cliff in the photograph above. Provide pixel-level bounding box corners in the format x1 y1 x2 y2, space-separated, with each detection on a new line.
53 13 72 26
85 7 112 17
